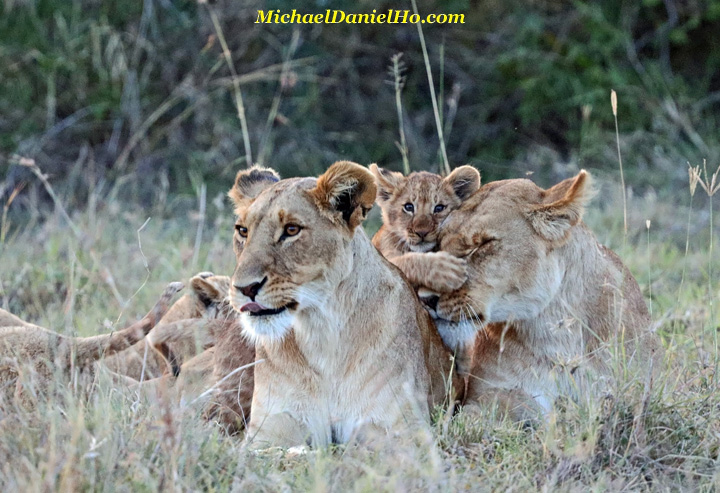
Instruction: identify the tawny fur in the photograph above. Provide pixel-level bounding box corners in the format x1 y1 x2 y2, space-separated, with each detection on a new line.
427 171 664 420
0 282 184 409
116 273 256 435
101 273 234 379
229 162 461 448
369 164 480 293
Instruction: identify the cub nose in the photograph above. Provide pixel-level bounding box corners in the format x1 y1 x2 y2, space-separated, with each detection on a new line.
236 277 267 301
420 294 440 311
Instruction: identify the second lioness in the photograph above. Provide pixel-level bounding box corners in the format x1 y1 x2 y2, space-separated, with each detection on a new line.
426 171 664 420
229 161 461 448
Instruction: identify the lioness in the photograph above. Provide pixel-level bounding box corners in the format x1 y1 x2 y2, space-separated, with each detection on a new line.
369 164 480 293
0 282 183 408
102 272 233 379
229 161 460 448
425 171 664 420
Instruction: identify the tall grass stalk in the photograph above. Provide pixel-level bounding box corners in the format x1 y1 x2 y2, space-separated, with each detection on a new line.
204 1 253 167
257 30 301 167
696 160 719 371
677 164 699 302
611 90 628 241
411 0 450 176
390 53 410 175
646 220 653 318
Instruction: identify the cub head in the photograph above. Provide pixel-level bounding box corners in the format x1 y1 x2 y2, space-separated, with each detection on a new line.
228 162 376 343
425 171 594 349
369 164 480 253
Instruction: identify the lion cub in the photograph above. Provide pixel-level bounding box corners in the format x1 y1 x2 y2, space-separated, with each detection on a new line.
426 171 664 420
369 164 480 293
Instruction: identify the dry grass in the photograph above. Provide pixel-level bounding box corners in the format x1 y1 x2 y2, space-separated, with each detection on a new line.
0 165 718 490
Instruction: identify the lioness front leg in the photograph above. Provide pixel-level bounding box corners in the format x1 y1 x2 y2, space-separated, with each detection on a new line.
245 412 310 450
463 386 542 423
390 252 467 292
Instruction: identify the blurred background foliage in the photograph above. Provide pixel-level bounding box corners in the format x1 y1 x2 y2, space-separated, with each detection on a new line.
1 0 719 210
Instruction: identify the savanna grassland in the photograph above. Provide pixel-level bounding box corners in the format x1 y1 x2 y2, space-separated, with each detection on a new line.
1 1 720 490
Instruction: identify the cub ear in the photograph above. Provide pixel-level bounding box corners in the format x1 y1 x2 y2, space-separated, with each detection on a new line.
310 161 377 230
368 163 406 204
444 165 481 200
190 274 230 307
526 170 595 241
228 166 280 214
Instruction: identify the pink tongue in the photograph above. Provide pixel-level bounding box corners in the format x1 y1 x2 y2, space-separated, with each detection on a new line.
240 302 268 313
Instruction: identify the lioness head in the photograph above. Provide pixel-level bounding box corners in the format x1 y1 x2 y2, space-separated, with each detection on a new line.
228 161 376 343
369 164 480 253
426 171 594 348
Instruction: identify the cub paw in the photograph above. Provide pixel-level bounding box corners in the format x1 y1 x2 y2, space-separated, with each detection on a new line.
425 252 467 292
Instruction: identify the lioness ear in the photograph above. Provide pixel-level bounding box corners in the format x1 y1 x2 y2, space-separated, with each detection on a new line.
526 170 594 241
228 166 280 214
190 275 230 307
310 161 377 230
368 163 406 204
190 276 222 307
444 165 481 200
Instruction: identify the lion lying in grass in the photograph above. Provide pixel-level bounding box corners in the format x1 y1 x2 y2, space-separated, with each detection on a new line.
0 282 183 409
119 273 255 434
100 272 233 380
423 171 664 420
228 161 461 448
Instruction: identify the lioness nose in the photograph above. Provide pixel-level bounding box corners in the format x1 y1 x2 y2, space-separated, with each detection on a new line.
237 277 267 301
420 294 440 311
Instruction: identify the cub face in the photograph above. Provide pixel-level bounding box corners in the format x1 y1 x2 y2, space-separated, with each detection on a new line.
227 162 376 344
369 165 480 253
426 172 593 347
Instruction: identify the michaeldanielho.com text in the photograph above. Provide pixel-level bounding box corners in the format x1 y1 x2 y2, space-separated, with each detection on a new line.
255 9 465 25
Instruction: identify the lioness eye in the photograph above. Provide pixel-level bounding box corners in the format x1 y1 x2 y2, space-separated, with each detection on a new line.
403 203 414 213
235 225 248 238
433 204 446 213
478 237 496 249
283 224 302 237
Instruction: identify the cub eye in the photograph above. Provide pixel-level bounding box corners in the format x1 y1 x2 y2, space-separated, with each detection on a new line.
433 204 446 213
403 203 414 213
283 224 302 237
235 225 248 238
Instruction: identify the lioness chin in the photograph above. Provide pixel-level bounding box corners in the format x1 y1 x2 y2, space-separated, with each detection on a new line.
228 161 460 448
425 170 664 421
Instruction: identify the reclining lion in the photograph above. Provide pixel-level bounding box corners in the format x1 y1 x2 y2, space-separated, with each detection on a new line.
228 161 461 448
101 272 233 379
424 171 664 420
0 282 183 409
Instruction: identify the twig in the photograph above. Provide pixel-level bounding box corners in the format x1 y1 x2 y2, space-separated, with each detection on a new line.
15 156 83 240
190 359 265 405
